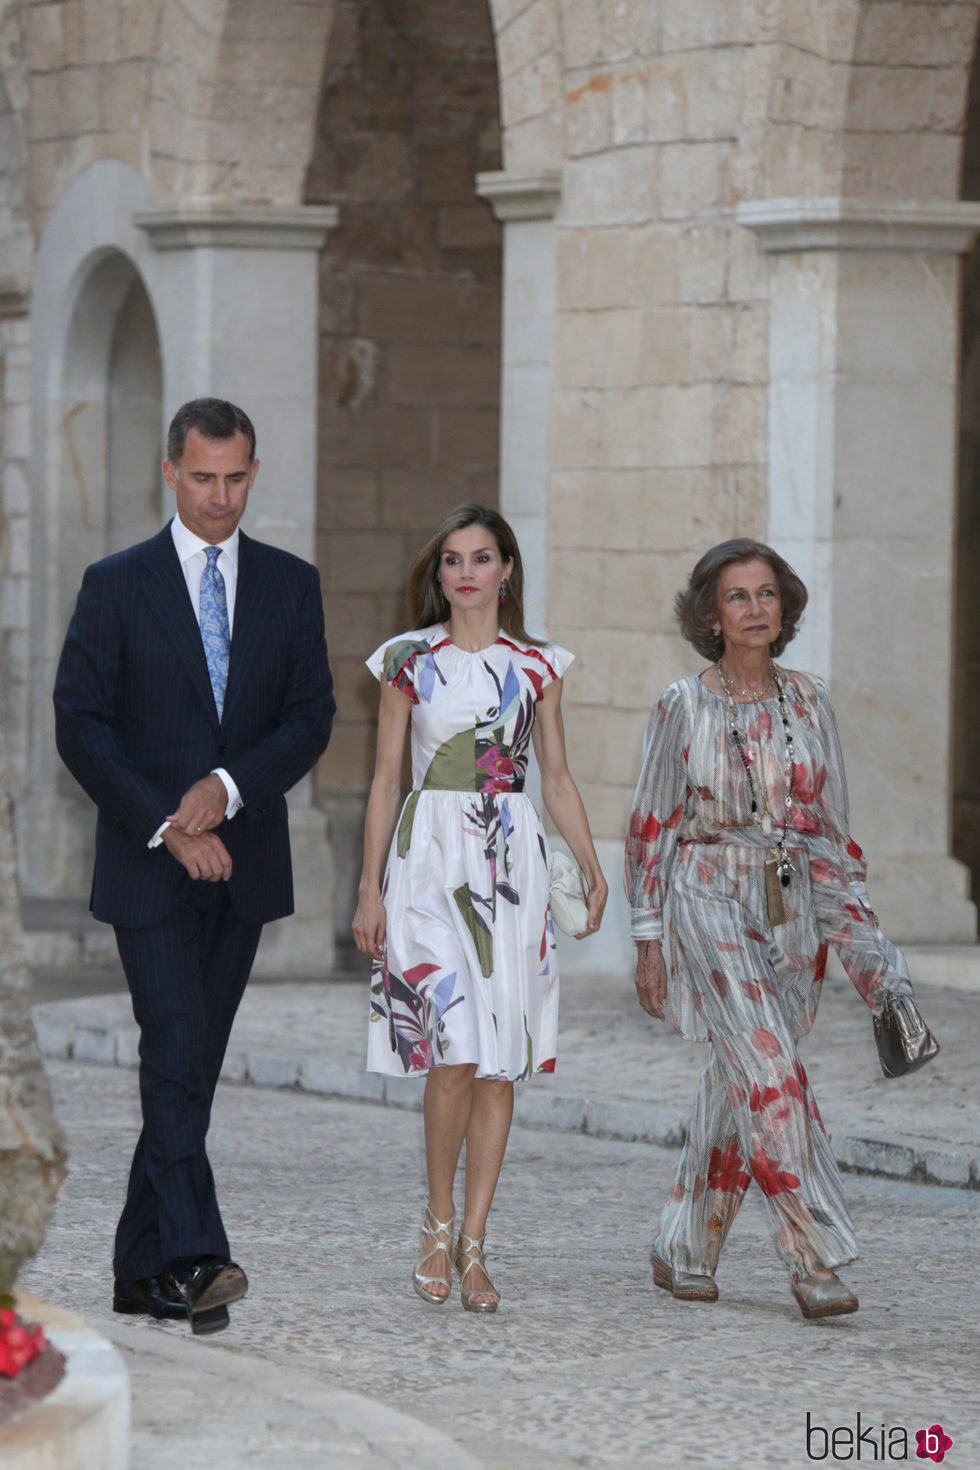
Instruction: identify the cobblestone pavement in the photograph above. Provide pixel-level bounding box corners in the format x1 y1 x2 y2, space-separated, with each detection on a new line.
33 966 979 1187
20 1050 980 1469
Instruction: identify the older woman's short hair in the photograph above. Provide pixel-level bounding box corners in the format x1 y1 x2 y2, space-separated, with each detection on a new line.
675 539 808 661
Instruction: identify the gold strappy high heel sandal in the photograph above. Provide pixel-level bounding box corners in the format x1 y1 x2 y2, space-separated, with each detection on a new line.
412 1205 454 1306
454 1230 499 1314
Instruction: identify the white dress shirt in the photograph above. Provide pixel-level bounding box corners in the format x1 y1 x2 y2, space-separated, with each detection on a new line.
148 516 244 848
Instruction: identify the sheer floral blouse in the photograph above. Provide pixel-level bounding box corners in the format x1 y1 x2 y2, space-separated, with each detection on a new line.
624 671 911 1042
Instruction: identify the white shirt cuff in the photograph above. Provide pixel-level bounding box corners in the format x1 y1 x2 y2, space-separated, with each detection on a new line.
148 820 169 849
212 767 243 820
147 770 242 850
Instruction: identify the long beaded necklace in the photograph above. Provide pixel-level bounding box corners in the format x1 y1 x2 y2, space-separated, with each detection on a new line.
717 660 797 926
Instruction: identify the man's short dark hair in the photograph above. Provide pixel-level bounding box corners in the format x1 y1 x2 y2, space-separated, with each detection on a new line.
166 398 256 465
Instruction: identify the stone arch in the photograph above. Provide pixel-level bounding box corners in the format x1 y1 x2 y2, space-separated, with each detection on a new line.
761 0 980 199
149 0 339 203
303 0 509 932
146 0 562 205
31 245 162 898
840 0 980 198
22 160 166 900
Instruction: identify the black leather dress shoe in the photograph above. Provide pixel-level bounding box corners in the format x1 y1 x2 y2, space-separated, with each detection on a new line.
180 1256 248 1335
112 1274 187 1320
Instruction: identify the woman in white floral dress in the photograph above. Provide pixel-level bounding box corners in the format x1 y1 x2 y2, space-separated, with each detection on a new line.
353 504 607 1312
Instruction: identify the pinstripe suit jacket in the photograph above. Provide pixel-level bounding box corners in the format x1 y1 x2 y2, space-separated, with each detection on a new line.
54 523 335 928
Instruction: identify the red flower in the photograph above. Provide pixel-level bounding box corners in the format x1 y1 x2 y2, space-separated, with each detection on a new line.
628 809 661 844
707 1141 751 1194
782 1074 804 1105
788 806 820 834
791 762 827 806
808 857 840 885
750 1027 781 1058
741 981 763 1004
0 1310 46 1378
709 969 728 998
748 1147 801 1197
748 1083 782 1113
539 1057 556 1073
408 1041 434 1071
403 962 440 989
665 803 685 830
846 837 864 860
476 746 517 793
525 669 545 700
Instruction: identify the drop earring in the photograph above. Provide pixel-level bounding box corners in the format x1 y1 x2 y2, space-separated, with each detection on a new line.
499 578 508 606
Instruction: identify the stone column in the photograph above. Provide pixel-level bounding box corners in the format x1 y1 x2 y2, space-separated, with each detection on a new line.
135 204 339 973
475 170 561 634
738 198 980 942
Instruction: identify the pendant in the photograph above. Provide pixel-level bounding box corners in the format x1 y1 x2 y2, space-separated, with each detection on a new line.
765 857 786 927
761 813 773 838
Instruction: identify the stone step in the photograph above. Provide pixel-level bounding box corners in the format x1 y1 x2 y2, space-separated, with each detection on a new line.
19 899 118 970
901 944 980 991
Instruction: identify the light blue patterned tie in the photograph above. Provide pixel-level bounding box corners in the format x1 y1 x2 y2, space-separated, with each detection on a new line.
200 546 230 721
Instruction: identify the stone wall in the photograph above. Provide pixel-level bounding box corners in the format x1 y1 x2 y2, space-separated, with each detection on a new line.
306 0 503 928
2 0 980 948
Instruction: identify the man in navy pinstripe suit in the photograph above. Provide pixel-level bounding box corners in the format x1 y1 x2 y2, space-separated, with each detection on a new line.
54 398 335 1333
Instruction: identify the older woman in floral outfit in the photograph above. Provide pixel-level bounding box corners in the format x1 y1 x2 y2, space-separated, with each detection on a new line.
625 539 914 1319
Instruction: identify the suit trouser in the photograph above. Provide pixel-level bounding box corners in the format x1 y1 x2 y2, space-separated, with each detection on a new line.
655 946 859 1281
112 886 262 1279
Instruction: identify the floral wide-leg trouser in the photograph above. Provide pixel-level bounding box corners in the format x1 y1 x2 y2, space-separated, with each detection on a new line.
656 936 858 1281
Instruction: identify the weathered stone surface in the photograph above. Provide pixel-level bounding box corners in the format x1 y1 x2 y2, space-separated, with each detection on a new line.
19 966 980 1466
0 726 67 1293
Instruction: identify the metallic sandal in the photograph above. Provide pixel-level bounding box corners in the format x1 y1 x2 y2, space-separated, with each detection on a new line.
651 1251 719 1302
412 1204 454 1306
454 1231 499 1314
791 1271 859 1320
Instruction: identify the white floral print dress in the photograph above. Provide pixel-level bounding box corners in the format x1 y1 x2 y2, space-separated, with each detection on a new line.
366 625 573 1081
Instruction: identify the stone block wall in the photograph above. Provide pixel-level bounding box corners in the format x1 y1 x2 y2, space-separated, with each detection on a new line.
305 0 503 924
2 0 980 945
548 9 772 842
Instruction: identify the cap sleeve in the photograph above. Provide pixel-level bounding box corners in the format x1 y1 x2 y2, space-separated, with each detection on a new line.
526 641 573 691
365 633 432 696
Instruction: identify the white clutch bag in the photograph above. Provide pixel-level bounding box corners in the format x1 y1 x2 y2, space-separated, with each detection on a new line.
549 850 589 936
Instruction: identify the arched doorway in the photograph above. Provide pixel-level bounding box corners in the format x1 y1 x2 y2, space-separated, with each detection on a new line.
305 0 504 933
25 248 162 900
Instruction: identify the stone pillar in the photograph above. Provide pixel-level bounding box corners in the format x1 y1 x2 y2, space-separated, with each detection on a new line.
0 275 32 804
135 204 339 973
738 198 980 942
475 170 560 634
474 169 634 974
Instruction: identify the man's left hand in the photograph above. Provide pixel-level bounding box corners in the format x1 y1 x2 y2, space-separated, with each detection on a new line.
167 774 227 836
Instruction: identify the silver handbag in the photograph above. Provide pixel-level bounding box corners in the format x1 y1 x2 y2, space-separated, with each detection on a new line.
873 994 940 1079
